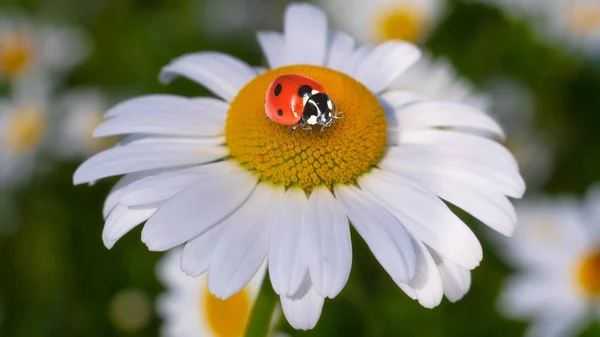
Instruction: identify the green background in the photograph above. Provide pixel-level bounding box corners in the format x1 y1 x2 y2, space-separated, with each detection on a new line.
1 0 599 336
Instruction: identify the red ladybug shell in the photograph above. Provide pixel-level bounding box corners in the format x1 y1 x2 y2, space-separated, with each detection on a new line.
265 74 326 125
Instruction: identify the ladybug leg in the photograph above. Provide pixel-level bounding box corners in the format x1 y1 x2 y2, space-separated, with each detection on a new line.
263 116 270 121
288 124 299 136
331 101 344 119
300 122 313 136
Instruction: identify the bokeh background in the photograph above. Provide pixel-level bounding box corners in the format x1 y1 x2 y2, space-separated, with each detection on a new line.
1 0 599 336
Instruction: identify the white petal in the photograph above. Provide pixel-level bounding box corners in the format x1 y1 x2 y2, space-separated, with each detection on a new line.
284 3 328 66
354 42 421 94
359 169 482 270
159 52 256 102
433 252 472 302
141 170 257 251
394 168 517 236
269 188 309 296
257 31 286 69
103 204 156 249
304 186 352 298
280 276 325 330
339 45 372 76
334 185 416 286
73 141 227 185
383 144 524 199
103 173 150 218
119 161 237 206
94 96 227 138
401 240 444 308
398 129 521 172
391 102 505 139
208 184 283 299
180 224 224 276
380 91 422 109
325 31 355 71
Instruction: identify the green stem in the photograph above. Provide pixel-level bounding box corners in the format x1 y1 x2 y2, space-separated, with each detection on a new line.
245 273 279 337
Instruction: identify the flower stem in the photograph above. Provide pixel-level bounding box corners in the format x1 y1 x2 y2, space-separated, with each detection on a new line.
245 273 279 337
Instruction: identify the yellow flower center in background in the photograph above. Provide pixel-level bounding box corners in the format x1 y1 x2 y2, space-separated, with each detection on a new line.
225 65 387 192
565 1 600 35
3 106 46 154
0 33 34 77
577 251 600 296
373 6 425 42
203 285 251 336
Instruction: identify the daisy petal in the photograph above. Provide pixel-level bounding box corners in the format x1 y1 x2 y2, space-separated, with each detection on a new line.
339 45 372 76
335 185 417 285
103 173 149 218
383 144 524 198
391 102 505 139
269 188 309 296
180 224 225 276
159 52 256 102
141 170 257 251
119 161 236 206
325 31 355 71
257 31 286 69
208 184 283 299
433 252 472 302
359 169 482 270
401 240 444 308
73 141 227 185
305 186 352 298
398 129 520 171
284 3 328 66
95 96 227 138
380 91 422 109
354 41 421 94
281 276 325 330
396 168 517 236
103 205 156 249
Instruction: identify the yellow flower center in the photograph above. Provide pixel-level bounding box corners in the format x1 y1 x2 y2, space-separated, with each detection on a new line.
373 6 425 43
3 106 46 153
565 1 600 35
225 65 387 192
203 285 251 336
0 32 34 77
577 250 600 296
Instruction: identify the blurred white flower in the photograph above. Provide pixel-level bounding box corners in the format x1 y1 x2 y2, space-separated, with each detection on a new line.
74 2 524 330
0 11 88 83
199 0 280 37
484 78 553 191
498 185 600 337
0 78 50 187
317 0 446 44
53 88 112 158
475 0 600 56
156 249 275 337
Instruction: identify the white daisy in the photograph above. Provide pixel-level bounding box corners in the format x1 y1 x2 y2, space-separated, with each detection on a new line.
73 2 524 330
0 78 50 187
317 0 446 44
498 185 600 337
156 249 274 337
53 88 112 158
0 10 88 83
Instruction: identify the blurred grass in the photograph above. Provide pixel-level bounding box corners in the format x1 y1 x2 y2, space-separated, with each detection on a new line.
1 0 600 336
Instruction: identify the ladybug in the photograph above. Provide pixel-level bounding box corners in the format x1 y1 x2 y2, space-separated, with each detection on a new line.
264 74 343 135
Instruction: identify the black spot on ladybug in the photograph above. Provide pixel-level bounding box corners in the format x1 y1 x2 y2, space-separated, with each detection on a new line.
277 109 283 116
274 83 282 96
298 85 312 98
